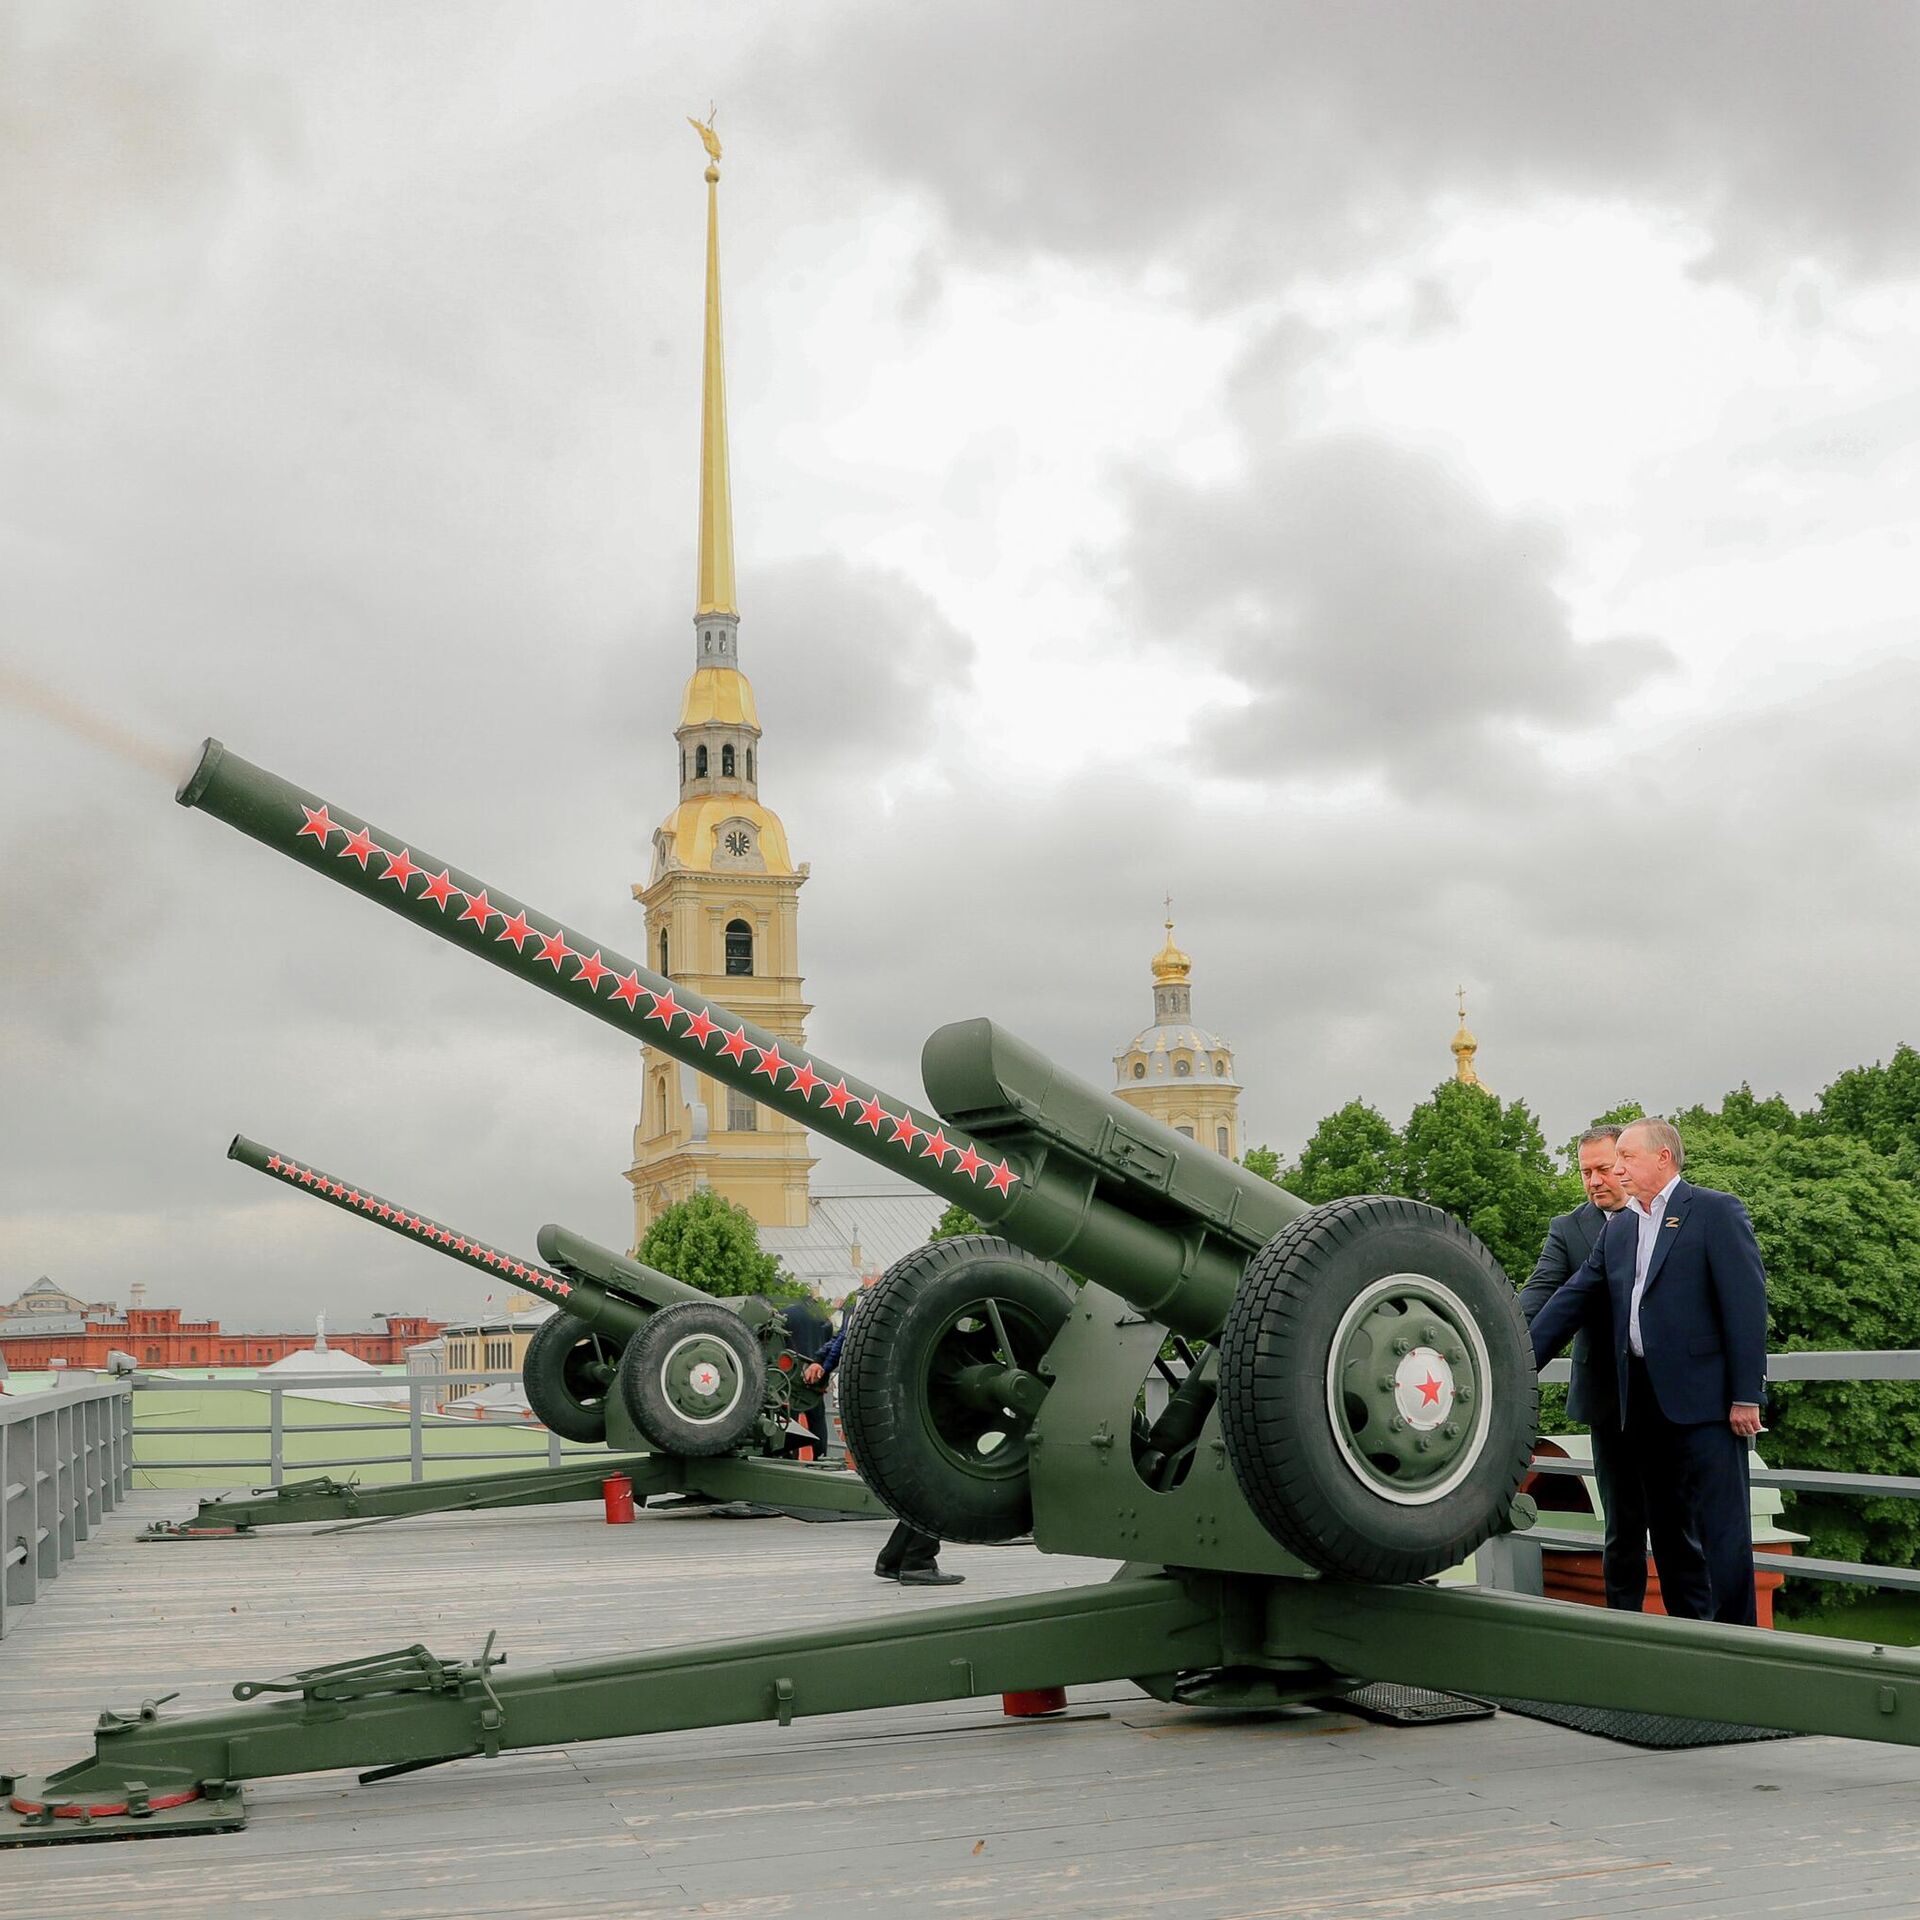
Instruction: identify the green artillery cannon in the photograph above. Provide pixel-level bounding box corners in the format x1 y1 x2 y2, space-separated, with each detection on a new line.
139 1137 879 1540
7 738 1920 1846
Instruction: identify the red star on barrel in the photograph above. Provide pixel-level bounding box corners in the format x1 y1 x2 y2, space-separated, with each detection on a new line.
495 910 536 952
338 827 377 869
298 1167 317 1185
683 1006 719 1045
820 1077 853 1116
379 848 420 890
452 1236 470 1255
645 987 686 1028
266 1154 282 1173
890 1110 925 1149
953 1143 984 1180
1417 1373 1444 1407
419 869 458 911
376 1202 394 1220
297 803 338 845
787 1060 822 1099
716 1025 753 1064
458 889 498 931
535 929 573 970
609 969 644 1009
551 1277 572 1298
856 1095 888 1133
986 1158 1019 1196
573 950 612 990
753 1042 791 1083
919 1128 953 1165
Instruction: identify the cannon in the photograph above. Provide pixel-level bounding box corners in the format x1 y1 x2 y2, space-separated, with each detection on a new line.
139 1137 880 1540
7 739 1918 1846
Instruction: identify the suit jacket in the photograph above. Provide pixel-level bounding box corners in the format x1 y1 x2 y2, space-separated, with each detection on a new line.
1528 1179 1769 1427
1518 1201 1614 1426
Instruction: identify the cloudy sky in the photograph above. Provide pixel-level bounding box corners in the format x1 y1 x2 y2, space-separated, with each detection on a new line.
4 3 1917 1328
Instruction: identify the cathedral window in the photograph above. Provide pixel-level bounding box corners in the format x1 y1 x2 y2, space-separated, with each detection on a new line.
659 929 670 975
722 744 736 777
727 1087 758 1131
1215 1059 1227 1076
1132 1061 1145 1079
725 919 753 975
1175 1058 1192 1077
1175 1125 1195 1140
746 747 754 783
1216 1125 1230 1154
680 750 686 786
695 744 709 778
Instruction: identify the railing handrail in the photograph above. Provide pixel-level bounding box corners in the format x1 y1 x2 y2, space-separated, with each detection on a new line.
0 1377 131 1421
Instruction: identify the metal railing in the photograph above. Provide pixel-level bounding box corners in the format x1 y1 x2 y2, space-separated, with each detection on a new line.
1481 1348 1920 1599
126 1370 606 1485
0 1378 134 1640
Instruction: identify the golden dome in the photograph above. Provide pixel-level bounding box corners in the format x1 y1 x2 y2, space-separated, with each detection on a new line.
679 667 760 731
1451 986 1483 1088
1150 916 1192 984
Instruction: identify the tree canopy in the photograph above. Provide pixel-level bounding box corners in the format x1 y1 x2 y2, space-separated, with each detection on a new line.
636 1190 800 1302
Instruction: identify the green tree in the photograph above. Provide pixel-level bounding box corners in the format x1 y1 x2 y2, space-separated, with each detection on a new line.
1282 1100 1403 1205
1240 1144 1283 1184
1398 1081 1559 1282
636 1191 800 1302
1814 1044 1920 1186
929 1200 982 1242
1677 1115 1920 1608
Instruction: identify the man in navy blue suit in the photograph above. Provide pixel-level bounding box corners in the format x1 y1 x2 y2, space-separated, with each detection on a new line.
1519 1124 1648 1609
1527 1118 1768 1625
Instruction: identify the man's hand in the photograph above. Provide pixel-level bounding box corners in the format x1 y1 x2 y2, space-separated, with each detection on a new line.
1730 1402 1762 1438
802 1362 825 1387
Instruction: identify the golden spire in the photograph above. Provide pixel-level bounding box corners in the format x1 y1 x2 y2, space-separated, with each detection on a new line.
1151 897 1192 984
691 110 736 617
1451 985 1483 1088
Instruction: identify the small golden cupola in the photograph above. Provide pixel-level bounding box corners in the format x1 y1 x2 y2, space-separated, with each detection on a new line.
1113 903 1242 1158
1451 986 1485 1090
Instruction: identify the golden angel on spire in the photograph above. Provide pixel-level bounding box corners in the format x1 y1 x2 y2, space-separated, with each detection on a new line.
687 107 722 165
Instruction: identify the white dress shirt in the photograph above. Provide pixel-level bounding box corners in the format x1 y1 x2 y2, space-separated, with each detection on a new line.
1627 1173 1683 1357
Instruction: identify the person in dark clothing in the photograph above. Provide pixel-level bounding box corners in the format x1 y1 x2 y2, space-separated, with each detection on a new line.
804 1296 963 1586
1529 1118 1767 1626
1518 1123 1650 1609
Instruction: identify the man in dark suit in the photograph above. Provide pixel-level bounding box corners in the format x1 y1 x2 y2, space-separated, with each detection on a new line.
1527 1118 1767 1625
1519 1125 1648 1609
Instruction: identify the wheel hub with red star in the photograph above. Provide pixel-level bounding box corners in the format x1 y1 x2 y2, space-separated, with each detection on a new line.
1325 1274 1492 1507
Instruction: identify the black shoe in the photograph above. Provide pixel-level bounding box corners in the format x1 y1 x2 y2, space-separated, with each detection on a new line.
874 1566 900 1580
898 1568 964 1586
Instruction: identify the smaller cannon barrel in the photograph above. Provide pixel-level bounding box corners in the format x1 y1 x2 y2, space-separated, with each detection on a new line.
227 1134 651 1347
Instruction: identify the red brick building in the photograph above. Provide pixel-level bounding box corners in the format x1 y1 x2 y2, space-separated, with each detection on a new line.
0 1307 443 1371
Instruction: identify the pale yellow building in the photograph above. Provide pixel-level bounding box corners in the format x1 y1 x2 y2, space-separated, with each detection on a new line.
626 123 817 1240
1112 916 1242 1158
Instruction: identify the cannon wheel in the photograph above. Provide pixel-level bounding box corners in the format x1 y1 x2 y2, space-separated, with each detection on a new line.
618 1299 768 1457
838 1235 1074 1544
1218 1196 1536 1584
521 1311 622 1445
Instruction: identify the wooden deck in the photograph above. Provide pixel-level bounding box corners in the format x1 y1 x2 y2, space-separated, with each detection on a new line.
3 1490 1920 1917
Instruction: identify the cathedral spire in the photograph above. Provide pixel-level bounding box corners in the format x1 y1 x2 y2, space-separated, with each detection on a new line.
690 110 736 622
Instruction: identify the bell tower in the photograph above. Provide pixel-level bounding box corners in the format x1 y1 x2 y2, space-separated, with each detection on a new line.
626 117 816 1241
1112 907 1243 1159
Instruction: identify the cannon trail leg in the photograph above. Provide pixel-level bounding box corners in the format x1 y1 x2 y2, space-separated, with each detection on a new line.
1270 1579 1920 1745
1 1573 1225 1845
138 1456 673 1539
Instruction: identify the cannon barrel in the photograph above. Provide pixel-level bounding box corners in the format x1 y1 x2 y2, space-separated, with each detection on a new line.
183 741 1309 1337
227 1134 653 1346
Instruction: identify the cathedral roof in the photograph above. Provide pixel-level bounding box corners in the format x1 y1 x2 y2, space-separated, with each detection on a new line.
653 796 795 875
679 666 760 730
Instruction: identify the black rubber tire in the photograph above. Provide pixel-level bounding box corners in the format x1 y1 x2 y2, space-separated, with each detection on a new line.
1218 1196 1536 1584
617 1299 768 1457
521 1312 621 1445
838 1235 1074 1544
